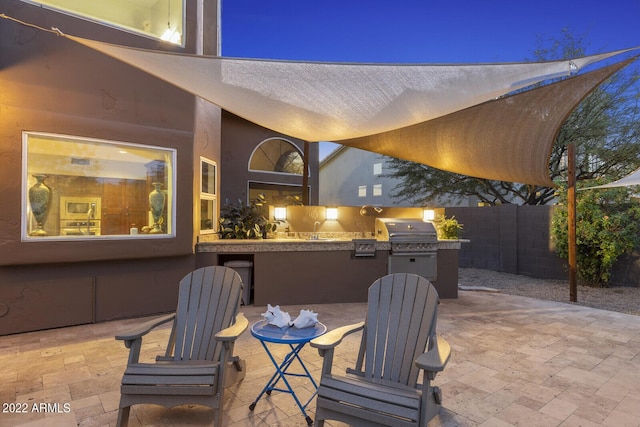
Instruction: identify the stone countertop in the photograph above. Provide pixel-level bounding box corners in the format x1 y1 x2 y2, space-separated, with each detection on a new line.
196 238 464 253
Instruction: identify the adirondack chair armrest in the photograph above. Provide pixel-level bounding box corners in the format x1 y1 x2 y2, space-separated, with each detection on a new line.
310 321 365 350
115 313 176 346
215 312 249 342
415 335 451 373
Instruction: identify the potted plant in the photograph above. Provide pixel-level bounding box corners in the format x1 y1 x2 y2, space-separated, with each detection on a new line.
218 194 279 239
435 214 463 240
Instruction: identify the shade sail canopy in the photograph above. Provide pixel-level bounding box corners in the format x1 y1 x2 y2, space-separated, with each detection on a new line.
60 33 638 186
65 35 634 142
339 59 636 187
581 167 640 190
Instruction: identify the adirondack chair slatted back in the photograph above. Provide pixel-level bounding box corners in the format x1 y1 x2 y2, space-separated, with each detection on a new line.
362 273 439 388
171 266 243 362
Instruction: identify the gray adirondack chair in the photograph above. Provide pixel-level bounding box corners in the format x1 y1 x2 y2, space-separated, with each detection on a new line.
115 266 249 427
310 273 451 427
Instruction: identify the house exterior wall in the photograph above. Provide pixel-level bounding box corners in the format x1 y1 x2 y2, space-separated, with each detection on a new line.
0 1 323 335
220 111 319 206
0 0 220 334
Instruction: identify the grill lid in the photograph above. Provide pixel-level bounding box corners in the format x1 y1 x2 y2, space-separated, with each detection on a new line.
375 218 437 242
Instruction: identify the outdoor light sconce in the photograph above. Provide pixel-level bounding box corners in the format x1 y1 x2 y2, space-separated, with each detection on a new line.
326 207 338 220
423 209 435 222
274 207 287 221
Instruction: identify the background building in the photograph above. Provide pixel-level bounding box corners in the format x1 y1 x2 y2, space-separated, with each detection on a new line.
319 146 479 207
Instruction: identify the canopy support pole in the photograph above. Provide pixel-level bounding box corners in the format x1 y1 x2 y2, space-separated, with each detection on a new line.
568 143 577 302
302 141 310 205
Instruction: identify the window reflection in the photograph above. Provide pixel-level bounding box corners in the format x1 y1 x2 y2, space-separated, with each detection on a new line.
248 182 306 206
20 0 185 45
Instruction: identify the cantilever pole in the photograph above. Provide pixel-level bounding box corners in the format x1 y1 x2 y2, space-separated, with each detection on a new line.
567 143 577 302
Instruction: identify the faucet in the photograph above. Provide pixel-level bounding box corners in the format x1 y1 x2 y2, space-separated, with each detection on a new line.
312 221 321 240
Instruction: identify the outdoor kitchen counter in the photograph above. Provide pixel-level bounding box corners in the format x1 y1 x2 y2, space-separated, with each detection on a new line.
196 238 463 252
196 239 462 305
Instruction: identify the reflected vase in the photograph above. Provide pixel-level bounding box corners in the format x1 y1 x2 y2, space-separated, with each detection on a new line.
28 174 51 236
149 182 166 234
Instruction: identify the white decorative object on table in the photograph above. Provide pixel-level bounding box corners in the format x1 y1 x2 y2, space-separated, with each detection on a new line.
291 309 318 329
262 304 291 328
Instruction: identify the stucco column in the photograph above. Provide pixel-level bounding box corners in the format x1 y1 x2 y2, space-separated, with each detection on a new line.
192 0 222 245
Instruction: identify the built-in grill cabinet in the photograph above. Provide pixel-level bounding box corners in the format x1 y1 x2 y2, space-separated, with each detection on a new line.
375 218 438 280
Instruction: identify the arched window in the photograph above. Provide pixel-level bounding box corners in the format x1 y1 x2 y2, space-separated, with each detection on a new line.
249 138 304 175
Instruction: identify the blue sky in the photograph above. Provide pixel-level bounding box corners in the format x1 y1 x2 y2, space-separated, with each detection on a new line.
220 0 640 157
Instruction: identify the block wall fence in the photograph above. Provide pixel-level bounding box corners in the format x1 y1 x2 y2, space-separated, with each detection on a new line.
446 205 640 287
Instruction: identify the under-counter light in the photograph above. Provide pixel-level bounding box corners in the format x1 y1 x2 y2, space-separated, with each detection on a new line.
326 207 338 220
274 207 287 221
423 209 435 222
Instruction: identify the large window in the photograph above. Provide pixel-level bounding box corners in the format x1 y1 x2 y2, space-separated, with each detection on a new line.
23 132 175 241
20 0 185 45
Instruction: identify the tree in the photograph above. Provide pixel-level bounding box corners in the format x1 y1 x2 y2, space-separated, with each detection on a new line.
387 31 640 206
551 184 640 286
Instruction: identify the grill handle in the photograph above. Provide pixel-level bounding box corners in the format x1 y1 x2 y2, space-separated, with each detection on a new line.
390 252 437 257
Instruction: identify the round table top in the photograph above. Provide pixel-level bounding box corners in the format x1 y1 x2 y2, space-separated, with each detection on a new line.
251 319 327 344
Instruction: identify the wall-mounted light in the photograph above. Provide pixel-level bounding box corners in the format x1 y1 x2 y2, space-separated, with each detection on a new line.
274 206 287 221
423 209 435 222
326 207 338 220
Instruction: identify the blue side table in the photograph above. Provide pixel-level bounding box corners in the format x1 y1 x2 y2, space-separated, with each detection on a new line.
249 319 327 426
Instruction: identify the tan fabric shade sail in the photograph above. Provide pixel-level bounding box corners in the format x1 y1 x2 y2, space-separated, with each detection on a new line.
340 58 637 187
61 33 639 186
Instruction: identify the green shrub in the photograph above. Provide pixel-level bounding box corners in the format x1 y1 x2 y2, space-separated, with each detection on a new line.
218 194 278 239
436 215 463 240
551 184 640 286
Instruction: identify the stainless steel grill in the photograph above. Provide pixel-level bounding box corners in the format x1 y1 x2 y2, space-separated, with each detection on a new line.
375 218 438 280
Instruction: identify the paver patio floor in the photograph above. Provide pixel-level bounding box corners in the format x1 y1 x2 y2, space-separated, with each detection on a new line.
1 289 640 426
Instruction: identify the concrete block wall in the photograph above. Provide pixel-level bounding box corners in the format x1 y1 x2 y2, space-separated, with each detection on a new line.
515 205 566 279
447 205 567 280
